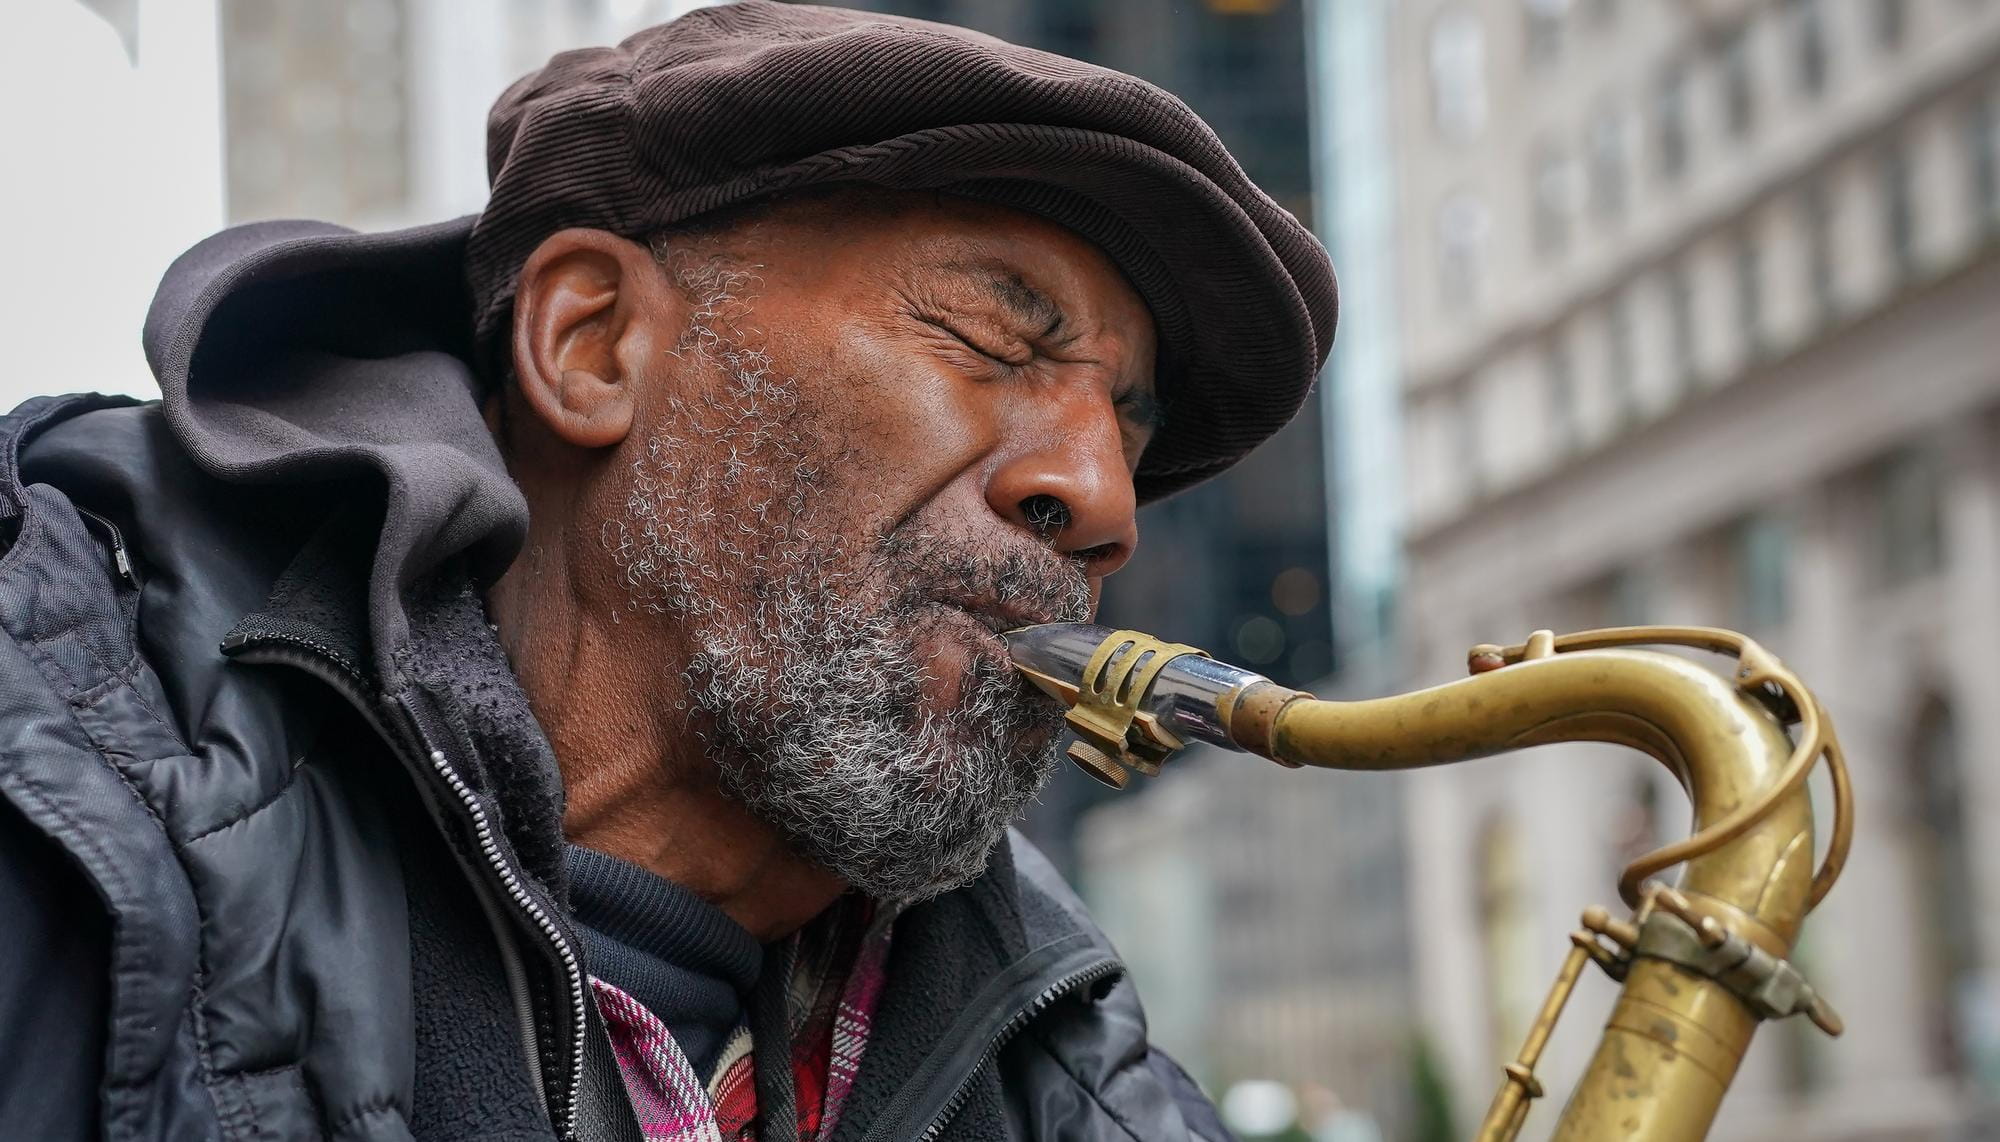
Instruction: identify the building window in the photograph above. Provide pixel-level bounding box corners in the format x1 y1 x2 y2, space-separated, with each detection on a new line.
1880 141 1918 279
1438 191 1492 309
1430 8 1489 140
1802 182 1838 324
1906 699 1984 1077
1523 0 1567 66
1733 513 1789 629
1874 0 1908 50
1968 93 2000 236
1532 145 1578 257
1476 815 1538 1063
1545 336 1578 450
1457 381 1486 499
1605 294 1637 423
1789 0 1829 96
1665 260 1697 393
1720 25 1756 139
1735 232 1764 359
1876 447 1946 584
1656 65 1692 179
1588 105 1629 220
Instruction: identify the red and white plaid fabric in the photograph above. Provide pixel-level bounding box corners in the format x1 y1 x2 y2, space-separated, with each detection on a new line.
593 896 894 1142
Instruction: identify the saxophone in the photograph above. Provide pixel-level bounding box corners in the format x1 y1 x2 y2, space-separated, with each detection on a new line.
1004 623 1855 1142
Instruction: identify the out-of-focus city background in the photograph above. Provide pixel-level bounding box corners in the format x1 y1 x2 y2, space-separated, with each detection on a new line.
4 0 1999 1138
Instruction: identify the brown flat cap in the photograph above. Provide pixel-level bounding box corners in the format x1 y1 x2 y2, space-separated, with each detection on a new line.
466 0 1337 502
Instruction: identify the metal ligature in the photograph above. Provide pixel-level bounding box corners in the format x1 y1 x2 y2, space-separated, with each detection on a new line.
1004 622 1854 1142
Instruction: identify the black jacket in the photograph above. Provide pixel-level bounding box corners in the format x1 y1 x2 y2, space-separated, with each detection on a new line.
0 218 1232 1142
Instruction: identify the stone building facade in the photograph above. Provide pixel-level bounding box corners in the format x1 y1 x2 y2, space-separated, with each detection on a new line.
1388 0 2000 1136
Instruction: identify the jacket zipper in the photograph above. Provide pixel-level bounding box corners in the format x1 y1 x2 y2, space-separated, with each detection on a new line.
74 506 138 586
399 717 588 1138
916 959 1123 1141
223 630 586 1139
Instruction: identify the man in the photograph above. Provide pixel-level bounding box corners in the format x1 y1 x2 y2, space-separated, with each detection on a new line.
0 4 1334 1140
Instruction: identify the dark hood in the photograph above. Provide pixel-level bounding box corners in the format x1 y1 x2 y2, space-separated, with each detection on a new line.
142 217 526 682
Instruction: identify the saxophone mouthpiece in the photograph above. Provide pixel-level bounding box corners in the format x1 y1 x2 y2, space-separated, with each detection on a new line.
1002 623 1277 775
1000 622 1114 704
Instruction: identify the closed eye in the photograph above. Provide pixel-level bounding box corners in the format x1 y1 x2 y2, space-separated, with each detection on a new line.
1116 389 1164 433
924 317 1031 368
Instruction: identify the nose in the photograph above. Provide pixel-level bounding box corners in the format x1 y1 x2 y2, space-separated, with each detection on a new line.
985 395 1139 579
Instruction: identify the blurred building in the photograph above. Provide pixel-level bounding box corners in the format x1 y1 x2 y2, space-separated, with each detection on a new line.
1080 744 1413 1136
216 0 724 229
1389 0 2000 1137
1067 1 1420 1134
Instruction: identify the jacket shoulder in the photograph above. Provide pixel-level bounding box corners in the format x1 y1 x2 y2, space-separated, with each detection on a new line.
1001 831 1238 1142
1007 828 1116 954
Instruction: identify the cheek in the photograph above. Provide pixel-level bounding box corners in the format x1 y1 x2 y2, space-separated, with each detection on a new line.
817 324 995 494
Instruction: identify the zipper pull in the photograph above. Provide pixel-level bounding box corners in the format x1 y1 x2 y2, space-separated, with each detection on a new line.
75 506 138 588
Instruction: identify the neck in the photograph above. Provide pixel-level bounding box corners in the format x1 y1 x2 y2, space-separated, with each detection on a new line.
486 529 845 943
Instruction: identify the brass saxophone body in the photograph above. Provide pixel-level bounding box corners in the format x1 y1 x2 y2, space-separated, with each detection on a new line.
1004 623 1854 1142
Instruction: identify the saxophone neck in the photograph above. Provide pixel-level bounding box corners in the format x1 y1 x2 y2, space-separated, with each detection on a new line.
1006 622 1833 934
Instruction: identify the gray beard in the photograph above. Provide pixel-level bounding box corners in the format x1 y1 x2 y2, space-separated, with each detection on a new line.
606 309 1090 904
686 547 1080 904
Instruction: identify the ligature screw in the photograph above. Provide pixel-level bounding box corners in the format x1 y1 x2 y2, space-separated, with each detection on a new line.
1067 740 1130 789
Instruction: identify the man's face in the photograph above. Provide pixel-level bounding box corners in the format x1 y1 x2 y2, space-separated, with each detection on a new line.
581 191 1157 902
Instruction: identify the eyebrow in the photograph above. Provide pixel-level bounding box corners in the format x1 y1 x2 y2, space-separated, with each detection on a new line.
937 259 1067 340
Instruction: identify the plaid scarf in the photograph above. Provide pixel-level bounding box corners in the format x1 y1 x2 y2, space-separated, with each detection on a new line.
594 896 894 1142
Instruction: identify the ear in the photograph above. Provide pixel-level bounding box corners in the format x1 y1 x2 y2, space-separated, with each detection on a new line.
509 228 683 450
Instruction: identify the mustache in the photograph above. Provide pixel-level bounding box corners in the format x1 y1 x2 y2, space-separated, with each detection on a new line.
877 530 1094 629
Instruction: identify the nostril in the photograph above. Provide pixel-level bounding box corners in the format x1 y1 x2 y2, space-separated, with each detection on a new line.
1021 494 1071 541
